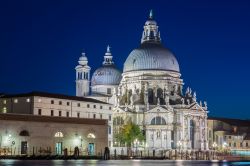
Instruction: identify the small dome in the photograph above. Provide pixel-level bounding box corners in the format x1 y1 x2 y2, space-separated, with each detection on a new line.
91 65 122 86
78 52 88 66
123 42 180 73
79 56 87 61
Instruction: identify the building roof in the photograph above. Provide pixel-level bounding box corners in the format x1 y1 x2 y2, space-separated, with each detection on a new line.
0 91 111 105
123 42 180 73
91 65 122 86
208 116 250 127
0 113 107 125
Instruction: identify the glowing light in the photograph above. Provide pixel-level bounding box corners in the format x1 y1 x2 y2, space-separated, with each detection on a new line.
87 133 96 139
54 132 63 138
73 137 80 146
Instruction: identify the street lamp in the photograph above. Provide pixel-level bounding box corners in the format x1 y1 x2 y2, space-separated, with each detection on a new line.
212 142 218 159
134 139 139 156
212 142 217 150
177 140 182 153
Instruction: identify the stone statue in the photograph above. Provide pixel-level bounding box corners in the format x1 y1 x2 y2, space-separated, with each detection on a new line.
165 93 169 105
187 99 190 105
199 101 202 107
118 86 121 96
117 98 120 106
157 97 160 106
133 85 137 94
113 87 116 95
193 91 197 102
130 95 134 106
204 101 207 108
145 82 148 90
185 87 189 95
181 98 184 105
174 85 178 93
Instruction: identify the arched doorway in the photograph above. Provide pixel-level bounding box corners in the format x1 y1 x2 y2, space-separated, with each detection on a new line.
54 131 63 155
87 133 96 155
19 130 30 155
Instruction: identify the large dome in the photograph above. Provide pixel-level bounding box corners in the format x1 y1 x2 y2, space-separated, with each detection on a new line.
123 42 180 73
91 65 122 86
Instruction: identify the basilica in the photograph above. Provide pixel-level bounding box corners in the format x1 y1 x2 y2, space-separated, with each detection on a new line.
75 11 209 152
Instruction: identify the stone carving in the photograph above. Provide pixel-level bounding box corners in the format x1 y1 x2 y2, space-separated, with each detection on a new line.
181 98 184 105
130 95 134 106
157 97 160 106
204 101 207 109
193 91 197 102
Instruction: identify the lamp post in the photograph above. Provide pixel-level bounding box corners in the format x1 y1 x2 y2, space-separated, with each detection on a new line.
212 142 217 150
212 142 217 159
177 140 182 153
134 139 139 156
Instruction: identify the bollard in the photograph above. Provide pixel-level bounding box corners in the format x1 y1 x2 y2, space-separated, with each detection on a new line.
114 149 117 160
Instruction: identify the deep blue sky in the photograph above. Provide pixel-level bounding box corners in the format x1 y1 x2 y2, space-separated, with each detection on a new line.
0 0 250 119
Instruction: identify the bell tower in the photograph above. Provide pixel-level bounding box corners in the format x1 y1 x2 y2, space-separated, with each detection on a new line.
75 52 91 96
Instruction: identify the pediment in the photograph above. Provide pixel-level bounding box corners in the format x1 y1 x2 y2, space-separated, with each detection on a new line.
189 102 205 112
147 105 173 114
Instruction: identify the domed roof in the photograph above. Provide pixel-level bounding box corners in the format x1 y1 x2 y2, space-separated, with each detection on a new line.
78 52 88 66
91 45 122 86
91 65 122 86
123 10 180 73
123 42 180 73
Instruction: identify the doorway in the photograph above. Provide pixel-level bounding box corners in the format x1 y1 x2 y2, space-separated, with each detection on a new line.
21 141 28 154
88 143 95 155
55 142 63 155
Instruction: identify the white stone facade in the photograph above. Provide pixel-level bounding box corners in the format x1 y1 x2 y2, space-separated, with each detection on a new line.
75 52 91 97
0 92 113 147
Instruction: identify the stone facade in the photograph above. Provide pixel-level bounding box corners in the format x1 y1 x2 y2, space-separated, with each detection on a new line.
0 114 108 155
208 117 250 151
0 92 113 147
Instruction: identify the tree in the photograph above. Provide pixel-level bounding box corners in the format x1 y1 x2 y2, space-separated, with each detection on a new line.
115 122 145 147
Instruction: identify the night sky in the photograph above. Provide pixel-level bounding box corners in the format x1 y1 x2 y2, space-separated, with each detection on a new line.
0 0 250 119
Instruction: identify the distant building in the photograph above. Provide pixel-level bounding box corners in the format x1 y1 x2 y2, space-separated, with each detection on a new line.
0 91 113 150
0 113 108 155
208 117 250 151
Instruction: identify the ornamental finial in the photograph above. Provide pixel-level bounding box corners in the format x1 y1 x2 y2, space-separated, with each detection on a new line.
81 49 86 56
149 9 153 19
107 45 111 53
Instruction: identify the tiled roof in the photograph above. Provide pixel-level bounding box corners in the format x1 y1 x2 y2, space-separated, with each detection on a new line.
0 91 111 105
208 116 250 127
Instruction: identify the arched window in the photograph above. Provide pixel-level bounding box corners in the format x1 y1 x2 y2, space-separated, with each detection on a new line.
19 130 30 136
108 125 111 135
55 132 63 138
87 133 96 139
113 118 117 125
148 88 154 104
151 116 166 125
113 116 124 125
157 88 164 104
